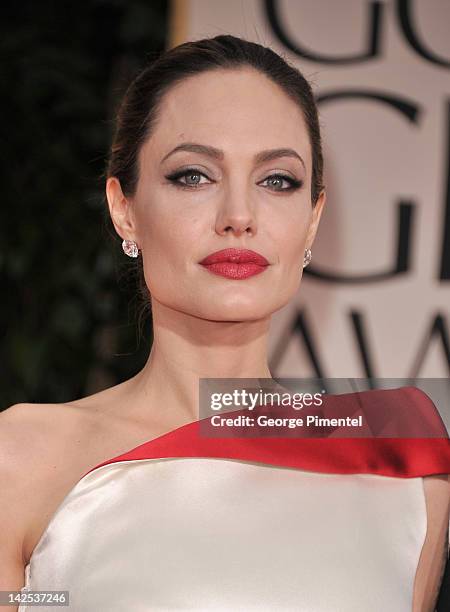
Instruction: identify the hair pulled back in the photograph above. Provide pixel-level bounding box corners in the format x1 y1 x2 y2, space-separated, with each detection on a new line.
105 34 325 327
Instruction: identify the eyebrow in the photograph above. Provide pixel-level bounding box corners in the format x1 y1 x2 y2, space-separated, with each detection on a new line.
160 142 306 172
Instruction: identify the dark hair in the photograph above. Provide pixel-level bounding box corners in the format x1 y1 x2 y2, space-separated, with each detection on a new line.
105 34 325 331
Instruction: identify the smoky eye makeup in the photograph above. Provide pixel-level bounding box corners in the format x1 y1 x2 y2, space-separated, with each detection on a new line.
261 173 303 191
164 166 212 188
164 166 304 192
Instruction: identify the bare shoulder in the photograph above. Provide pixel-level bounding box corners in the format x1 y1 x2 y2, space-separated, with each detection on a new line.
0 375 142 480
0 400 93 448
0 401 101 487
413 473 450 612
0 379 156 570
0 402 92 592
0 399 121 569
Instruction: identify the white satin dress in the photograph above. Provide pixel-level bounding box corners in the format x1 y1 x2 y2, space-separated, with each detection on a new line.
18 386 450 611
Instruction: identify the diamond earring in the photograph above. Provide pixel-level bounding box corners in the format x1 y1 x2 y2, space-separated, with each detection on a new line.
303 248 312 268
122 239 139 258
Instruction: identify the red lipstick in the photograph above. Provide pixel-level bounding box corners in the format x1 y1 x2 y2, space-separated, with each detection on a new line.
199 248 270 280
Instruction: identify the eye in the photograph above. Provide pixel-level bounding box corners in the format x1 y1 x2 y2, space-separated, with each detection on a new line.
165 168 303 192
260 174 303 192
165 167 211 188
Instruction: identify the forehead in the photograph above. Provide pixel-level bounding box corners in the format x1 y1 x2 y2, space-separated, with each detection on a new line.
142 67 311 169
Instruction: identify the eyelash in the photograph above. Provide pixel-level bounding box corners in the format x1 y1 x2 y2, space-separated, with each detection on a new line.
165 168 303 192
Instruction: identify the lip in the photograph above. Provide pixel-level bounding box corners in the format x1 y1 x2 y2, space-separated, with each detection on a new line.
199 248 270 280
199 248 270 266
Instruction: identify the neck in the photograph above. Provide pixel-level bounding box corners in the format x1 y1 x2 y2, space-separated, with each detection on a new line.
124 298 273 428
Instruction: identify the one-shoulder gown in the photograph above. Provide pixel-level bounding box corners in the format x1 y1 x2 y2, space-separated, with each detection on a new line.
18 386 450 611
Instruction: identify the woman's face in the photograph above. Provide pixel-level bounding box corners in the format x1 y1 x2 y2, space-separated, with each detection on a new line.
108 67 325 321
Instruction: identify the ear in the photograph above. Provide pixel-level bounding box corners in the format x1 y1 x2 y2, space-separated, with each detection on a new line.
305 189 326 249
105 177 139 246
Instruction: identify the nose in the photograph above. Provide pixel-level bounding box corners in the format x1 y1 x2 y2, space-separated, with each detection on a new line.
215 186 257 237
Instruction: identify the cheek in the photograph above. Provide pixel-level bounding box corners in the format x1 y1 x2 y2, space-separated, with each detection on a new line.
136 201 206 295
139 201 200 257
269 206 310 266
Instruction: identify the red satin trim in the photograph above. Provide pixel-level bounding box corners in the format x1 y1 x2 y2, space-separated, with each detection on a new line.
85 386 450 479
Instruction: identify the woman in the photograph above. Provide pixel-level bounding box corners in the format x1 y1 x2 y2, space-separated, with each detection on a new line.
1 34 449 611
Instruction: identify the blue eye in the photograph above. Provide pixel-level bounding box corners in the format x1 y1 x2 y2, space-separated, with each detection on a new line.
166 168 209 188
165 168 303 192
261 174 303 191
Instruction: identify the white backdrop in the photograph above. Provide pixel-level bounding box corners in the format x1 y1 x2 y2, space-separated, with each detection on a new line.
169 0 450 380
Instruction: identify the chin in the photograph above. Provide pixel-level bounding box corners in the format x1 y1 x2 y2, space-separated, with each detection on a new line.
197 301 275 322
